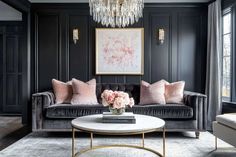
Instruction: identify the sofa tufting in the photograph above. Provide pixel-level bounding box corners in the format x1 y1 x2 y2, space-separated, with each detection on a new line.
32 83 207 138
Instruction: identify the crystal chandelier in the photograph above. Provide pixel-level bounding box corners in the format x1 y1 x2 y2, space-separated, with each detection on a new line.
89 0 144 28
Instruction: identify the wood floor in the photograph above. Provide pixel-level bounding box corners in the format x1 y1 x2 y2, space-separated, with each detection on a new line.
0 116 30 151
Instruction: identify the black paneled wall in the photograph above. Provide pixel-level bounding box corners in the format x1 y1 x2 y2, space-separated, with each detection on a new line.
32 3 207 93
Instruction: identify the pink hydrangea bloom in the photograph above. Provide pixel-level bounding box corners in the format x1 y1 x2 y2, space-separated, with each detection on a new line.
113 97 125 109
101 90 134 109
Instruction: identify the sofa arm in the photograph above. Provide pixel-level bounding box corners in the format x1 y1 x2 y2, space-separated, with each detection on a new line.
32 91 55 108
32 91 55 131
183 91 207 131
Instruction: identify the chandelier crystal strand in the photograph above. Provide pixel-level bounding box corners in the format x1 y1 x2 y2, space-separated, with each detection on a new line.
89 0 144 28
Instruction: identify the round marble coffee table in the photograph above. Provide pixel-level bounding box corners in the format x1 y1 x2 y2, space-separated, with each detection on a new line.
71 114 165 157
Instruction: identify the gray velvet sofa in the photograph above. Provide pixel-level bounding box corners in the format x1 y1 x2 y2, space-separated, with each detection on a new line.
32 84 207 138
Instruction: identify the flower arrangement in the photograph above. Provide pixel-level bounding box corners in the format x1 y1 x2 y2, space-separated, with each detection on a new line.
101 90 134 114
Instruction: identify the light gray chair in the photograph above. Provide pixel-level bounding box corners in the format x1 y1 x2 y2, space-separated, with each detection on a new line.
213 113 236 149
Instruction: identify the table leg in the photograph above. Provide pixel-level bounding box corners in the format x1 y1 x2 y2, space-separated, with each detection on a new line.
142 133 145 147
90 133 93 149
72 127 75 157
163 127 165 157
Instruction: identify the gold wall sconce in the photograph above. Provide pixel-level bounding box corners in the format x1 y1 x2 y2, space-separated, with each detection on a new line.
73 28 79 44
158 28 165 44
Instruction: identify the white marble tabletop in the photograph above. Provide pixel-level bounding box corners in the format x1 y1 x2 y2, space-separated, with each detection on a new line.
71 114 165 134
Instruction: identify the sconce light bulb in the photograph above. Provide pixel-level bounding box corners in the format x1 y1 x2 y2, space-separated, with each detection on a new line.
73 28 79 44
158 28 165 44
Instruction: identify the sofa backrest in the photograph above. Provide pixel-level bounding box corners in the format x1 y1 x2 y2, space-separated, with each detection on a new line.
96 84 140 104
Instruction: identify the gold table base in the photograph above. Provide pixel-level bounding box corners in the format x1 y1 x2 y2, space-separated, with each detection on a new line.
72 127 166 157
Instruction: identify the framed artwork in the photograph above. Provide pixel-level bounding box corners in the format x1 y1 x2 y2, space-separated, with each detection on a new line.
96 28 144 75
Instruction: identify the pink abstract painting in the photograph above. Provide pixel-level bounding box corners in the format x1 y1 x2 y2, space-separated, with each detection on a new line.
96 28 144 75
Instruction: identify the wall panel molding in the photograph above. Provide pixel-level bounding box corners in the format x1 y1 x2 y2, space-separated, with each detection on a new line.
36 13 59 91
32 3 208 93
69 14 89 81
150 13 172 82
177 12 206 92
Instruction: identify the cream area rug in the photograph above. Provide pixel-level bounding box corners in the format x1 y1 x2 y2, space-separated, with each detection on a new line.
0 131 235 157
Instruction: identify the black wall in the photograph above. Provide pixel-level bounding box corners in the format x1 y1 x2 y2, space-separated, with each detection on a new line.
32 3 208 94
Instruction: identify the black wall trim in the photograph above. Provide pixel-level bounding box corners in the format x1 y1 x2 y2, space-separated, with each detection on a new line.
1 0 31 13
144 3 208 8
32 3 208 9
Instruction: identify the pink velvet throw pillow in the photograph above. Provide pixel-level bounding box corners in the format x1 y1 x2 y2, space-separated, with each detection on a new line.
139 80 166 105
52 79 73 104
71 78 98 105
165 81 185 104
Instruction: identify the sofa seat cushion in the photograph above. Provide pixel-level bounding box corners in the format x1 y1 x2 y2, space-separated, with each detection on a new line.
46 104 193 119
130 104 193 119
46 104 108 119
216 113 236 130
